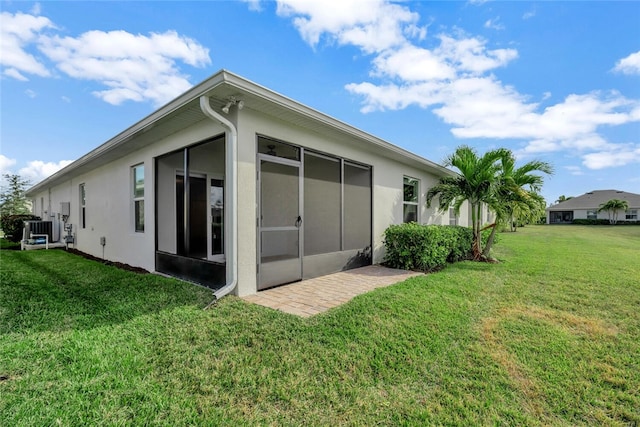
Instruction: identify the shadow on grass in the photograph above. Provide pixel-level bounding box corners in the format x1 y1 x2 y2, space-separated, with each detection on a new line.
0 249 213 335
0 238 21 250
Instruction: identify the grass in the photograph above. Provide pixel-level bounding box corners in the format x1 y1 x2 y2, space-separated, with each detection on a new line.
0 226 638 426
0 238 20 250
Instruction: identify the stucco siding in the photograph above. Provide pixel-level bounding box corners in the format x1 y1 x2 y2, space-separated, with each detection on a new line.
29 118 227 274
232 107 461 295
24 70 476 297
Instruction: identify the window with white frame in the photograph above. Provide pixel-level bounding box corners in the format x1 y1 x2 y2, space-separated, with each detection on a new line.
403 176 419 223
626 209 638 220
79 183 86 229
449 207 458 226
587 210 597 220
132 164 144 232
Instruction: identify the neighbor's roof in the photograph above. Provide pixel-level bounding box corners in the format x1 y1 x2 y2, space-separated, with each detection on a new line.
547 190 640 210
27 69 454 196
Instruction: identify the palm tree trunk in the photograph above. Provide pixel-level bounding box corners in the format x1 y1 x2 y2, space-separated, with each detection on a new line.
482 222 497 259
472 203 483 260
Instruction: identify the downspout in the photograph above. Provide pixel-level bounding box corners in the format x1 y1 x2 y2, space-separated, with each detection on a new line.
199 96 238 301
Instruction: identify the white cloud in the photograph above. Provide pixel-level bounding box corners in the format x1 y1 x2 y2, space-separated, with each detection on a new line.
365 34 518 87
0 154 17 175
272 1 638 174
272 0 640 172
523 10 536 20
276 0 423 53
0 11 54 79
4 68 29 81
444 90 636 143
18 160 74 184
38 29 211 106
372 45 456 81
484 17 505 31
2 10 211 106
241 0 263 12
581 144 640 170
564 165 584 176
613 51 640 75
61 96 71 103
436 34 517 74
25 89 37 98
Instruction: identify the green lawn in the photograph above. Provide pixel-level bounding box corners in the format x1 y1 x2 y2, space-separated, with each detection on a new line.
1 226 638 426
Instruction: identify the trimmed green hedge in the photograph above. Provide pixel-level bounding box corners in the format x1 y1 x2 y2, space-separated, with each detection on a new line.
383 223 475 272
572 219 640 225
572 219 610 225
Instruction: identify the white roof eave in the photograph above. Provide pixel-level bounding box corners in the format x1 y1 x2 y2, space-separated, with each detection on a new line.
26 69 454 196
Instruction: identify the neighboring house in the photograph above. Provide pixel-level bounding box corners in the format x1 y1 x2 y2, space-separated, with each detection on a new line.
26 70 478 298
546 189 640 224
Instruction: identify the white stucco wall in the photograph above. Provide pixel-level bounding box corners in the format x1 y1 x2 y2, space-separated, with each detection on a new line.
29 104 470 297
232 107 461 296
572 209 603 220
29 118 227 273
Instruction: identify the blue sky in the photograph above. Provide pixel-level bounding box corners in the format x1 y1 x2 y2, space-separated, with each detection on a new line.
1 1 639 204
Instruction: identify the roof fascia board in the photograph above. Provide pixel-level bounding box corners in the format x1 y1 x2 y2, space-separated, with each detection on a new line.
221 71 455 177
26 70 230 195
27 69 454 196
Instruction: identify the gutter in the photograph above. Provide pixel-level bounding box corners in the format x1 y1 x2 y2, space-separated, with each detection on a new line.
199 96 238 301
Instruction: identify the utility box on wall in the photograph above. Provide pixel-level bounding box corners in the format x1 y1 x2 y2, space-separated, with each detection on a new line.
60 202 70 216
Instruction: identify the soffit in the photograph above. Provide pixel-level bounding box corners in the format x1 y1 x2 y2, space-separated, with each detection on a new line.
27 70 452 195
202 76 452 176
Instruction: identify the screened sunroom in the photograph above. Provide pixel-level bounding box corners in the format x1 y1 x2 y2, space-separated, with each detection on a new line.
257 135 372 290
155 135 226 289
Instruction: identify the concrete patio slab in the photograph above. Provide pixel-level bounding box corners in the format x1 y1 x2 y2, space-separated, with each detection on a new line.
242 265 422 317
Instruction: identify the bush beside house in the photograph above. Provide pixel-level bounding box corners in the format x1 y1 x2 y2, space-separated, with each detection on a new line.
571 219 639 225
0 214 41 242
383 224 490 272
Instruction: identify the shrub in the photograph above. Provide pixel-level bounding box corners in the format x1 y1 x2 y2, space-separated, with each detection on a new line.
572 218 610 225
571 218 640 225
383 223 474 272
0 214 41 242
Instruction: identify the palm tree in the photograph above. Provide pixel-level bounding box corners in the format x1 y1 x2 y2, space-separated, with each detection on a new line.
426 145 510 260
598 199 629 224
497 154 553 232
555 195 573 204
480 155 552 258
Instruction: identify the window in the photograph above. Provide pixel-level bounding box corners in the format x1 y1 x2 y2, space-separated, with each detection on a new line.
257 136 300 160
344 162 372 251
626 209 638 220
211 178 224 255
403 176 419 223
79 183 86 229
449 207 458 226
587 210 597 220
304 152 341 256
132 164 144 232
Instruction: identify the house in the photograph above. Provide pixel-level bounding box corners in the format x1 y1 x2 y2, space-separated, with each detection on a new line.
546 189 640 224
26 70 477 298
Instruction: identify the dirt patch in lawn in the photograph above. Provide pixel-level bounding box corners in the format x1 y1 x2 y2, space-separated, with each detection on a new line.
481 305 618 422
64 248 149 274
